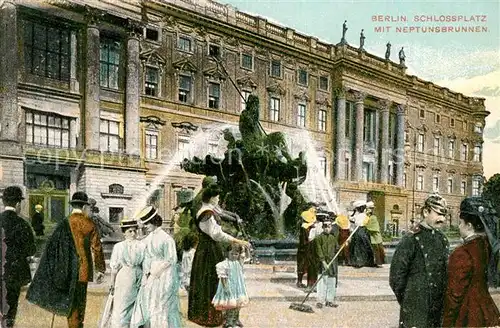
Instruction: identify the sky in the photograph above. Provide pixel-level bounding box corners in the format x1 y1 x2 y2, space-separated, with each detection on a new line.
219 0 500 179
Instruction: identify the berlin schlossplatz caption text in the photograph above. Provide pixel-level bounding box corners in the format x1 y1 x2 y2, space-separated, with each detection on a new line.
372 15 489 33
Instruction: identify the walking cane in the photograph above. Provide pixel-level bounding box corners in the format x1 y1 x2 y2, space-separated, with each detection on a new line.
50 313 55 328
289 224 360 313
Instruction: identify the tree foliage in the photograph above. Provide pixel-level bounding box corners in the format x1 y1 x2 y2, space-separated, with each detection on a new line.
483 173 500 215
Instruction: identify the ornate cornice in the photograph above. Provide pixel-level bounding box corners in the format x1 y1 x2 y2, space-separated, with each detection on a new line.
294 91 311 102
203 66 226 81
267 83 286 96
433 129 443 136
172 57 198 73
140 115 166 129
315 98 332 107
378 99 392 110
236 75 257 89
140 48 167 66
172 122 198 134
351 90 367 103
447 132 457 139
446 169 457 174
84 5 105 26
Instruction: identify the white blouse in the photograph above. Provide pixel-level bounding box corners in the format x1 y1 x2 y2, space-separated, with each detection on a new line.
197 205 235 243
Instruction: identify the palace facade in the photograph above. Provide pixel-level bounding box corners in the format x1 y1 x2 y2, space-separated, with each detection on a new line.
0 0 487 232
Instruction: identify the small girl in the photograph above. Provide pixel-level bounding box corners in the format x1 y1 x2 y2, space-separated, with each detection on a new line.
212 244 249 328
181 232 198 291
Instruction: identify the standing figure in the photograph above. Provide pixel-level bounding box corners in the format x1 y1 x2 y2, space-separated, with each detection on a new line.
442 197 500 327
130 206 181 328
188 185 249 327
348 200 375 268
181 232 198 291
399 47 406 66
385 42 391 60
31 204 45 236
365 201 385 267
27 191 106 328
341 20 348 43
212 244 250 328
335 213 351 265
359 29 365 50
315 219 339 308
389 193 449 328
0 186 36 328
89 198 115 239
296 203 318 288
107 219 144 328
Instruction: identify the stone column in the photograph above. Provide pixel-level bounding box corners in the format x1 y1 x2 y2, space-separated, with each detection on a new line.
334 87 347 181
70 31 79 93
125 21 141 156
379 99 391 184
352 90 366 181
84 9 102 150
395 104 406 186
0 1 19 143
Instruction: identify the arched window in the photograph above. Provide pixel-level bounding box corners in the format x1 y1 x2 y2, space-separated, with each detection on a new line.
109 184 124 194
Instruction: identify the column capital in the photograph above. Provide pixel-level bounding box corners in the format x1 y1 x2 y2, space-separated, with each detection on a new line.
378 99 392 111
352 90 367 103
333 85 348 98
396 104 405 115
84 5 105 27
127 18 143 39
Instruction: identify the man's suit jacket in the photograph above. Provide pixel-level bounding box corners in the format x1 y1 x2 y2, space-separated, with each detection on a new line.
0 210 36 286
68 212 106 282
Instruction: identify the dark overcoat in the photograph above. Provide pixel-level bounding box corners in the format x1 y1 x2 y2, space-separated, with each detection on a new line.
442 236 500 327
389 224 449 328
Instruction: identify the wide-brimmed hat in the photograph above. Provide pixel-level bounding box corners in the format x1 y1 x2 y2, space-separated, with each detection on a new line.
2 186 24 202
424 193 448 215
352 200 366 209
120 218 139 229
70 191 90 206
366 201 375 208
134 205 158 224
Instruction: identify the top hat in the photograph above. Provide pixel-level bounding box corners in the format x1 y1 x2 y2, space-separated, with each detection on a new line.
120 218 139 229
352 200 366 209
70 191 90 206
424 193 448 216
134 205 158 224
2 186 24 202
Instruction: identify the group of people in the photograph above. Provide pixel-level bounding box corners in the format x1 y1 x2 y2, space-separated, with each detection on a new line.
390 193 500 328
296 200 385 292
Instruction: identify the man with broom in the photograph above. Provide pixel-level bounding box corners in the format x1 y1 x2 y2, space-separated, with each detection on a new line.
27 191 106 328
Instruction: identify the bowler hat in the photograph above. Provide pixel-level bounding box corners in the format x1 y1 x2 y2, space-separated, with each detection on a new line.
70 191 90 206
134 205 158 224
424 193 448 215
2 186 24 202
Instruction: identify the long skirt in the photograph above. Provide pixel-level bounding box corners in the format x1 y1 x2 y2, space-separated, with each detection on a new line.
111 266 141 328
349 227 375 268
371 243 385 266
338 229 351 265
188 235 224 327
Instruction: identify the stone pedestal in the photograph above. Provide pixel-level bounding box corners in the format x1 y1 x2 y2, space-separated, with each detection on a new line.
125 35 140 156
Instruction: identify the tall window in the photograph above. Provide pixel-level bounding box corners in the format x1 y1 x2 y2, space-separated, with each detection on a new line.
461 143 468 161
417 174 424 190
241 53 253 70
345 102 353 138
178 36 192 52
319 76 329 91
362 162 374 182
345 157 351 181
24 20 70 81
318 108 327 132
447 178 453 194
298 69 308 85
419 109 425 118
433 176 439 192
240 90 252 112
417 133 425 152
473 144 482 162
404 131 410 143
363 109 376 144
100 119 120 152
269 97 280 122
145 131 158 160
318 156 327 177
270 60 281 77
461 180 467 195
144 66 159 97
297 104 306 127
25 110 71 148
472 177 481 196
178 75 191 103
100 38 121 89
178 137 191 162
433 136 440 156
208 82 220 109
109 207 124 223
450 118 455 127
448 140 455 158
462 121 467 131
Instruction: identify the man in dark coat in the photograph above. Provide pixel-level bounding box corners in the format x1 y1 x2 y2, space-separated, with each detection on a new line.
27 191 106 328
31 204 45 236
389 193 450 328
0 186 36 328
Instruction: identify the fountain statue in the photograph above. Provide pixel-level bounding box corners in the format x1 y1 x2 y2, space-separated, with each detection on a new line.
180 95 309 238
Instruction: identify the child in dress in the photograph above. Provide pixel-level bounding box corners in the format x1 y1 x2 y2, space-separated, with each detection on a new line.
315 218 340 308
181 232 198 291
212 244 250 328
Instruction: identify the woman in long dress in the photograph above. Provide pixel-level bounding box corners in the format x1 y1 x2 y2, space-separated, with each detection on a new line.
108 219 144 328
348 200 375 268
130 206 181 328
188 185 249 327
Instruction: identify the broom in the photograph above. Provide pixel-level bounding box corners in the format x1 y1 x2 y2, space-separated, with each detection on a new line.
289 224 360 313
